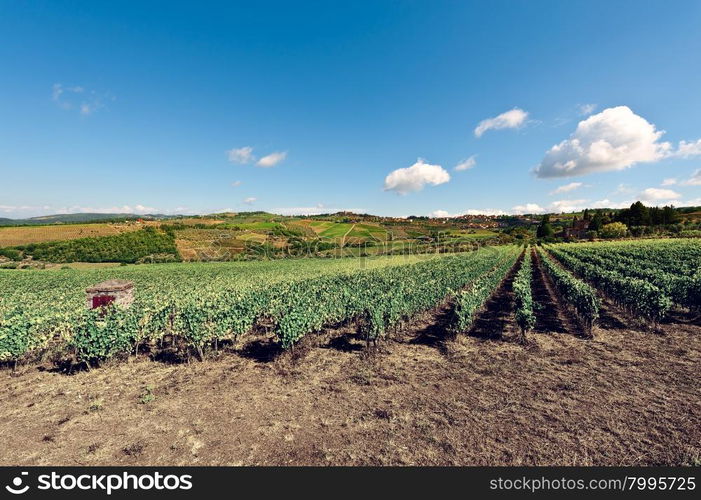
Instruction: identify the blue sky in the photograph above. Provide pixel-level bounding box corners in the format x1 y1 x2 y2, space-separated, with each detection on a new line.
1 0 700 218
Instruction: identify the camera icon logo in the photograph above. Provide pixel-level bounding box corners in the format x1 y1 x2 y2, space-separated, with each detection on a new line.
5 472 29 495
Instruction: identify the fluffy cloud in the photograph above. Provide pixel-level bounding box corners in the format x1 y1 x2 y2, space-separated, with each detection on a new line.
49 204 160 214
243 197 257 205
474 108 528 138
638 188 681 202
384 159 450 195
429 210 452 218
227 148 287 167
549 182 584 195
256 151 287 168
589 199 633 209
661 178 677 186
680 169 701 186
511 203 546 214
549 199 589 213
534 106 671 178
673 139 701 158
454 155 477 171
429 208 518 217
227 146 254 164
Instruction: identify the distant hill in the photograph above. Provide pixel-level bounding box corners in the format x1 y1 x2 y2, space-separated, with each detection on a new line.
0 213 176 226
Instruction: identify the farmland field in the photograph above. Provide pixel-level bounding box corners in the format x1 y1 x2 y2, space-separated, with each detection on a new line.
0 223 140 247
1 238 700 466
0 247 519 361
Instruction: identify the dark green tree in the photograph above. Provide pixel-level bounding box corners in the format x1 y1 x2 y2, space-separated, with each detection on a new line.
628 201 650 226
590 210 604 232
536 214 554 239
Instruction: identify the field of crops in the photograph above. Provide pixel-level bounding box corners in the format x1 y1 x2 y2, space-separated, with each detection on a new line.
542 239 701 326
0 246 520 364
0 223 139 247
2 238 700 369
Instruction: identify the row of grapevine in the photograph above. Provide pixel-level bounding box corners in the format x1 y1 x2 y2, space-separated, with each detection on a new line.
1 254 440 362
545 246 671 323
513 248 535 337
553 245 701 311
563 239 701 277
452 249 520 333
1 247 520 363
272 245 520 347
536 246 599 335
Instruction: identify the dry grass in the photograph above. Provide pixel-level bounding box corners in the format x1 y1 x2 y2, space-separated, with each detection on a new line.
0 223 140 247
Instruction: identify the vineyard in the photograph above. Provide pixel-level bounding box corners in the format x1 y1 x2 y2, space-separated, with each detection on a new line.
544 239 701 324
2 239 700 367
0 246 520 364
1 238 700 466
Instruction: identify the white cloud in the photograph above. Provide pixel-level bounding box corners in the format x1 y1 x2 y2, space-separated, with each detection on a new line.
683 198 701 206
0 204 52 214
383 158 450 195
427 208 510 217
680 169 701 186
429 210 452 218
578 103 597 116
227 146 254 164
231 180 242 187
673 139 701 158
590 199 634 209
52 83 111 115
534 106 671 178
454 155 477 171
430 198 645 217
511 203 546 214
272 204 366 216
474 108 528 138
661 178 677 186
638 188 682 203
1 204 200 218
82 205 156 214
549 182 584 195
462 208 510 216
243 197 257 205
549 199 589 213
256 151 287 168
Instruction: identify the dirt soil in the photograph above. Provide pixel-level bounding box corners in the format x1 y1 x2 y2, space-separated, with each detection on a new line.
1 269 700 466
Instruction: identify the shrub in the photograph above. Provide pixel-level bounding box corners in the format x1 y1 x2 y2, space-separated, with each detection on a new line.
0 248 22 261
599 222 628 239
14 229 180 263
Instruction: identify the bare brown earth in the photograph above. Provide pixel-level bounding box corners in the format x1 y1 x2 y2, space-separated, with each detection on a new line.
1 275 700 466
